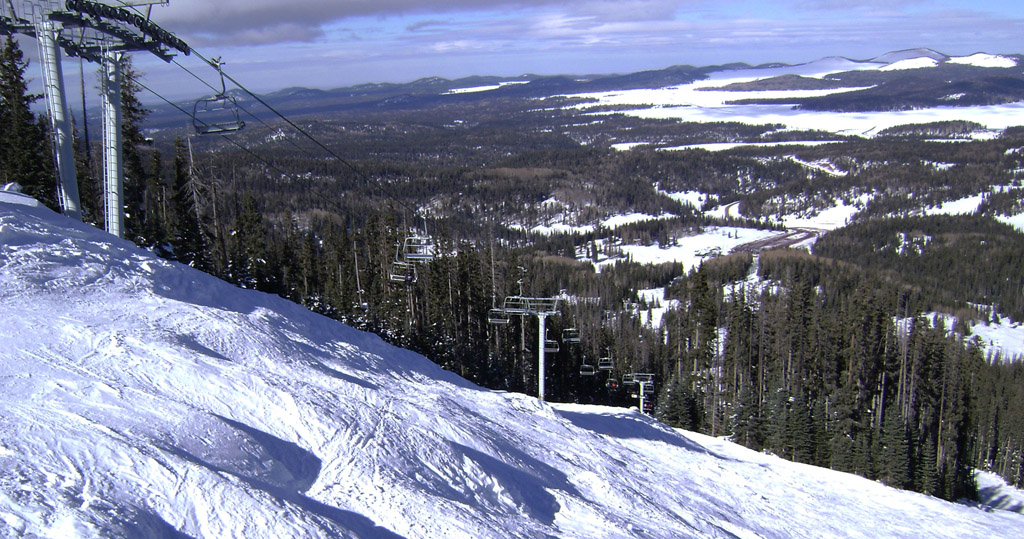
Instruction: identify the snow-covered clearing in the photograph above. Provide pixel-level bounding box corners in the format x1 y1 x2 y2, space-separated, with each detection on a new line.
586 227 778 274
778 194 873 231
968 317 1024 362
922 194 986 216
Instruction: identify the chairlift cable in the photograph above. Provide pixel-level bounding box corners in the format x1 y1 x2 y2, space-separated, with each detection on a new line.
170 58 317 159
127 74 303 184
117 3 421 218
186 48 419 217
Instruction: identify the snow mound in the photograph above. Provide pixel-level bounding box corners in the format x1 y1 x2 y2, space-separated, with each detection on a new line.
880 57 940 71
2 199 1024 538
948 54 1018 68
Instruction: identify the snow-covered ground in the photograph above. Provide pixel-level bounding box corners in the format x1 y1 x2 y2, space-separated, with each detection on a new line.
635 287 679 329
899 313 1024 363
559 54 1024 137
586 227 779 274
4 198 1024 538
968 317 1024 362
513 211 678 236
779 194 873 231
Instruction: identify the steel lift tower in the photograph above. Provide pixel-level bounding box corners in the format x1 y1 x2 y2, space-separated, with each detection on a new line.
1 1 189 238
497 294 561 401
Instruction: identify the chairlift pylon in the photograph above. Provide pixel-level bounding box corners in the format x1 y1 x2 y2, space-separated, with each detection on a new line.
193 57 245 135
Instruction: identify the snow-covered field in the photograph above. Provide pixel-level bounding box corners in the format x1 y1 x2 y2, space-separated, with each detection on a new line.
561 53 1023 137
586 227 779 274
3 198 1024 538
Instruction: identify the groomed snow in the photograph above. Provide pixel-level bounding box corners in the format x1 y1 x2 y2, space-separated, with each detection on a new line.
3 199 1024 538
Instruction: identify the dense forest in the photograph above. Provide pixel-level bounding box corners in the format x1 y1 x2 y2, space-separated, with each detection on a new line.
3 36 1024 502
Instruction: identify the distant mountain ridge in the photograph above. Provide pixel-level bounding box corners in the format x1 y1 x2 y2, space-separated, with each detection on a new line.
145 49 1023 131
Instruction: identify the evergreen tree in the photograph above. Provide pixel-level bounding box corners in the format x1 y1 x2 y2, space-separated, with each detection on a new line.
118 56 150 244
170 137 211 271
227 194 270 290
0 36 56 208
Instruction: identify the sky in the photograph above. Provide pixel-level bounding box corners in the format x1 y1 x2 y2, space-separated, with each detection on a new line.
11 1 1024 103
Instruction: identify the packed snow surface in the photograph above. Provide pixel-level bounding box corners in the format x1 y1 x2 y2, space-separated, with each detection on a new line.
2 200 1024 538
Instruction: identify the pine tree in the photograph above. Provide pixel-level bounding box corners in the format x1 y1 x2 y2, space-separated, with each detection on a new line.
170 137 211 271
118 56 150 244
227 194 270 290
0 36 56 208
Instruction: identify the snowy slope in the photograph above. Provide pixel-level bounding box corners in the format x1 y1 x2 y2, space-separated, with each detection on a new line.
2 200 1024 538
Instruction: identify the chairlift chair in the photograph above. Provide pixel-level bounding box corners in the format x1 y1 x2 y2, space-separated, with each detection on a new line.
403 236 435 262
605 378 620 390
487 308 510 325
561 327 581 344
597 357 614 371
193 58 245 135
579 364 596 377
389 260 417 284
502 296 529 315
622 373 636 386
544 337 559 354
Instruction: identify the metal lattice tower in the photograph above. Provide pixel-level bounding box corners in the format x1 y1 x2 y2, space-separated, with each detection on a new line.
1 1 187 238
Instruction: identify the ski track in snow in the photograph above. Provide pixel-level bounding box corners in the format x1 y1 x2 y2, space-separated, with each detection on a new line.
2 200 1024 538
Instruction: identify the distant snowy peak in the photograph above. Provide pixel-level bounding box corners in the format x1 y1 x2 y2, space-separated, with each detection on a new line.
871 48 949 64
948 53 1019 68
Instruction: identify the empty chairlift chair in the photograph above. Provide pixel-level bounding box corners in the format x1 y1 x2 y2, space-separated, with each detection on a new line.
544 335 560 353
487 308 510 325
403 236 435 262
193 58 245 135
561 327 581 344
580 364 596 377
502 296 529 315
597 357 613 371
